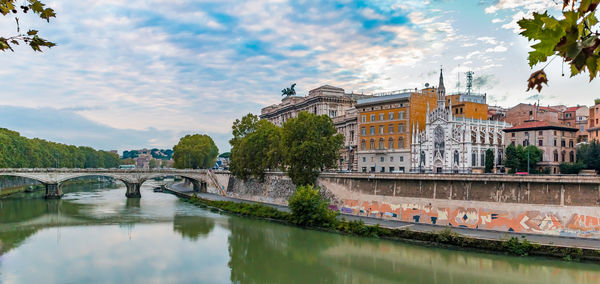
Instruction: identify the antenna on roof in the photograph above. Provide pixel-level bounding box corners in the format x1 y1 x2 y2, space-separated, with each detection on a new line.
465 71 474 95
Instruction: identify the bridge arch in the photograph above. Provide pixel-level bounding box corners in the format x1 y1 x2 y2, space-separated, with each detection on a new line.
142 173 208 193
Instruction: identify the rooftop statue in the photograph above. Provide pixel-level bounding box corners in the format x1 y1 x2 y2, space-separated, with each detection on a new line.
281 83 296 96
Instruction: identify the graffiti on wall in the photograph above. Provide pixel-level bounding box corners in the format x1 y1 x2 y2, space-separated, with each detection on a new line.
340 200 600 238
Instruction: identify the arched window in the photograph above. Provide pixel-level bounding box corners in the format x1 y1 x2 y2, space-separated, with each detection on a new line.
369 139 375 150
569 140 574 148
378 138 385 149
561 151 566 162
454 150 459 164
398 137 405 149
388 138 394 149
554 150 559 162
361 139 366 150
569 151 574 163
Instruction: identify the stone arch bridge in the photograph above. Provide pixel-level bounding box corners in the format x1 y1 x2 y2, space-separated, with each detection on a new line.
0 168 227 199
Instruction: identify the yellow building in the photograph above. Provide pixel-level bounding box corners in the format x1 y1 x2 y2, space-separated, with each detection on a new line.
446 93 488 120
356 88 437 173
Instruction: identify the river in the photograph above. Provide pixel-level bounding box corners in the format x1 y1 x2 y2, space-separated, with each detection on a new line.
1 182 600 283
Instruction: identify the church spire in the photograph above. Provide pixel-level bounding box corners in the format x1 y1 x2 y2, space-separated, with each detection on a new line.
437 67 446 109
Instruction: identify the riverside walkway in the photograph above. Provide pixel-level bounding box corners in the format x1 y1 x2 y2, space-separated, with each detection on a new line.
166 182 600 250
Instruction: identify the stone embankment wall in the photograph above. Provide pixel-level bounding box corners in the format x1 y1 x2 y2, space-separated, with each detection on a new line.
214 172 600 239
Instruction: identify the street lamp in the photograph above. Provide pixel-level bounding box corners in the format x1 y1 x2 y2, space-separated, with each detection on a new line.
525 132 530 173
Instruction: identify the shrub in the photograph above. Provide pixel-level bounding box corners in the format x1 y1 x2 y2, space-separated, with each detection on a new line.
559 162 585 174
504 236 533 256
288 184 338 228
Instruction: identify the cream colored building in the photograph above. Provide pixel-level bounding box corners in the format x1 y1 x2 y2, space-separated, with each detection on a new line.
260 85 370 171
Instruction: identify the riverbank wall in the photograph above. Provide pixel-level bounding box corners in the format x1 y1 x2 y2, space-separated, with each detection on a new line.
214 172 600 239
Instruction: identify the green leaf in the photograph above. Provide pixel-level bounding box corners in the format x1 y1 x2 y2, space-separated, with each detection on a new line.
27 30 37 36
586 56 599 80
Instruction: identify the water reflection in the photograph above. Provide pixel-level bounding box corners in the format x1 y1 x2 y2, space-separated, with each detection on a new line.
173 215 215 240
1 182 600 284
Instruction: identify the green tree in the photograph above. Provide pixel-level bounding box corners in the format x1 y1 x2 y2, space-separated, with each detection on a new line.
218 152 231 158
576 140 600 172
149 159 158 169
281 112 343 186
1 0 56 52
559 162 585 174
288 184 338 228
230 117 282 181
518 1 600 92
504 144 543 173
504 144 519 173
485 148 494 173
173 134 218 169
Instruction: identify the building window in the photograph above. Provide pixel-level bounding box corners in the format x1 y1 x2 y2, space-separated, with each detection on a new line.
511 133 515 137
398 137 405 149
569 151 574 163
362 157 366 163
369 139 375 149
361 127 366 136
379 139 385 149
538 131 543 135
379 125 384 134
554 139 557 146
472 152 477 167
350 131 354 142
400 156 404 162
329 110 337 117
569 140 573 147
362 167 367 172
538 140 543 146
398 111 405 119
522 140 528 147
380 156 384 162
388 124 394 134
398 124 405 133
380 167 385 173
370 126 375 135
371 114 376 121
561 140 566 147
379 114 384 121
361 115 366 122
454 150 459 164
390 156 394 162
554 150 559 162
388 138 394 149
388 112 394 120
361 140 366 150
481 152 485 167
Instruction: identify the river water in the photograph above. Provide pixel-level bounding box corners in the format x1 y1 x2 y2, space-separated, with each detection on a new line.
1 182 600 283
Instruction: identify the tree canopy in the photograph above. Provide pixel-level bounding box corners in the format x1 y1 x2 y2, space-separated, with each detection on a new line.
281 111 343 186
173 134 218 169
518 0 600 92
0 128 119 168
229 114 282 181
1 0 56 52
504 144 543 173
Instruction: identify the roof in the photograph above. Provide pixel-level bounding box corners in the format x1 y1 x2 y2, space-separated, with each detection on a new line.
355 92 412 106
538 106 560 112
503 120 578 132
565 106 582 112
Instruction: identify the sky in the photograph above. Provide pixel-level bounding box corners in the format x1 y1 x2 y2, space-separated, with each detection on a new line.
1 0 598 154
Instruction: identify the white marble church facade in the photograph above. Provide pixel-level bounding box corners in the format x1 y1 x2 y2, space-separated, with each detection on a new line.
410 70 511 173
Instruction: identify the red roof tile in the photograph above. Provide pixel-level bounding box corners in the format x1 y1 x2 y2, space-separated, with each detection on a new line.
564 106 581 112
